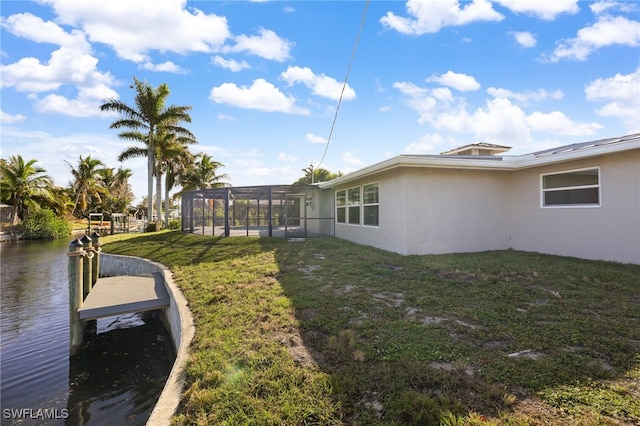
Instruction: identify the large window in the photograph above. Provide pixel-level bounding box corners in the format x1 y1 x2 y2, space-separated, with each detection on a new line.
541 167 600 207
335 183 379 226
363 183 379 226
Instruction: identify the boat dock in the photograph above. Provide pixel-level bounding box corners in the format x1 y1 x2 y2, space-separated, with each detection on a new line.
78 273 169 320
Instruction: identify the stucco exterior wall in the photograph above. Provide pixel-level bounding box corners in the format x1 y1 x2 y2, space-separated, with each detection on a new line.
508 150 640 264
333 171 409 254
403 168 511 255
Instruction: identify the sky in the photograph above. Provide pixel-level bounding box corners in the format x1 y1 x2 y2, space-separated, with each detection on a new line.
1 0 639 204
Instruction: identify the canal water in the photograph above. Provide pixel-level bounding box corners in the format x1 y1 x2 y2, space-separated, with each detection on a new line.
0 237 175 425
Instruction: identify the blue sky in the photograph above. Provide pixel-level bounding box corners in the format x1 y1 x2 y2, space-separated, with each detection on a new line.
1 0 639 203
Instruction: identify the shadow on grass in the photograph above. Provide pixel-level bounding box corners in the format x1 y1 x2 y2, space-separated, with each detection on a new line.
102 232 640 424
262 237 640 425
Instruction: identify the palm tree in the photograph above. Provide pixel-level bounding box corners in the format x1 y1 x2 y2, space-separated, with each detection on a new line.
101 167 134 215
179 153 229 191
0 155 54 224
65 155 107 217
156 130 196 225
100 77 194 227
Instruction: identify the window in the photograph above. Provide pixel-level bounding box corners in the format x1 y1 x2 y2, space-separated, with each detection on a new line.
347 187 360 225
363 183 379 226
335 183 379 227
541 167 600 207
336 190 346 223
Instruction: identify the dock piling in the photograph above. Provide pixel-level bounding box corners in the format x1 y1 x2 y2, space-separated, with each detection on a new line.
90 232 101 286
68 239 85 356
80 235 93 300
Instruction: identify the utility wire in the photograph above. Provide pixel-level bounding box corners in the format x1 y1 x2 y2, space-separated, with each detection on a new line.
314 0 370 182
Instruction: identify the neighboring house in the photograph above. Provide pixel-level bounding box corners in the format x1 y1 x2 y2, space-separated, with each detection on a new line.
316 133 640 265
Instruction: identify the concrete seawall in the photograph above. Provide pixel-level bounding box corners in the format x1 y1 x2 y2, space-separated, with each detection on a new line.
100 253 194 426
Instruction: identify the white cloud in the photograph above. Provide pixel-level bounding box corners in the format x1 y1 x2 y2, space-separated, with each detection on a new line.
585 67 640 132
512 31 537 47
341 152 364 167
43 0 230 62
280 66 356 101
212 55 250 72
209 78 309 115
548 15 640 62
435 97 532 143
487 87 563 104
393 81 461 124
277 152 298 161
403 133 446 154
1 12 89 50
141 61 187 73
284 6 295 13
494 0 579 20
526 111 602 135
0 110 26 124
590 1 638 15
227 28 293 62
217 113 237 121
0 12 119 117
426 71 480 91
380 0 503 35
396 79 600 143
306 133 327 144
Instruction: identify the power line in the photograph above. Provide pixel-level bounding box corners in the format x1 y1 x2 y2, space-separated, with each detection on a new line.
314 0 370 181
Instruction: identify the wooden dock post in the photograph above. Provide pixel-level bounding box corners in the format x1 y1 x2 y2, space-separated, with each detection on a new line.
90 231 101 286
80 235 93 300
68 239 85 356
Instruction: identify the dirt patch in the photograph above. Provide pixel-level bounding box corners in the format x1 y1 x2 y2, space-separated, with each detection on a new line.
429 361 474 376
507 349 544 360
372 292 404 308
274 331 325 369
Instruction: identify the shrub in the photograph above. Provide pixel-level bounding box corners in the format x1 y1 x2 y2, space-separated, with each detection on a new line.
21 209 71 239
168 219 181 230
145 221 162 232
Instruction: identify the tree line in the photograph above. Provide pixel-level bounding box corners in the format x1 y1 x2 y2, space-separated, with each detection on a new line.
1 77 228 230
2 76 343 234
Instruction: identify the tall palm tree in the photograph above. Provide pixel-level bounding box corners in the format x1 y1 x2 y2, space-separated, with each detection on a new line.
100 77 194 227
156 130 196 225
180 153 229 191
0 155 54 224
65 155 107 217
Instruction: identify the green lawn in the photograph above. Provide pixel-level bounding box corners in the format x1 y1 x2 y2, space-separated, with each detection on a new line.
101 231 640 425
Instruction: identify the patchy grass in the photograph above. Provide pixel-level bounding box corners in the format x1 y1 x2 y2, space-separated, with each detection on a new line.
101 231 640 425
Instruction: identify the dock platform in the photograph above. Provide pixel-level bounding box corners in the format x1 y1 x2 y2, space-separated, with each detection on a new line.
78 273 170 320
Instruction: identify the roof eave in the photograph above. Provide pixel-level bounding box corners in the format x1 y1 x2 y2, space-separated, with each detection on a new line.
318 137 640 189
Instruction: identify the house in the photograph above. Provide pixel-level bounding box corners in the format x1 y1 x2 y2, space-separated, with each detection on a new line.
315 133 640 264
182 133 639 264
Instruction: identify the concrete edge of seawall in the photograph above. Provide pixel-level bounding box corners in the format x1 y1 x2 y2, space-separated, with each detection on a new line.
99 253 195 426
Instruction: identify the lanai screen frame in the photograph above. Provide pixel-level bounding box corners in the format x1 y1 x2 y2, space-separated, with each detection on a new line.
181 184 334 238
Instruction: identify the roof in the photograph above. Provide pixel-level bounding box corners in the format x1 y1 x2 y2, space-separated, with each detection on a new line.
440 142 511 156
319 133 640 189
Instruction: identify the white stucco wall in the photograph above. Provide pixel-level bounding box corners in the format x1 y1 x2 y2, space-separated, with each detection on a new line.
333 171 409 254
329 148 639 264
403 168 511 255
508 150 640 264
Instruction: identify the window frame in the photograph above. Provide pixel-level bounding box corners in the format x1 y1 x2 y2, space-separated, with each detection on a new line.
336 190 346 224
540 166 601 209
362 182 379 227
335 183 380 227
347 186 361 225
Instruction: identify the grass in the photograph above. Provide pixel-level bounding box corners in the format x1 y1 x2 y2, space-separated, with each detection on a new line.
100 231 640 425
